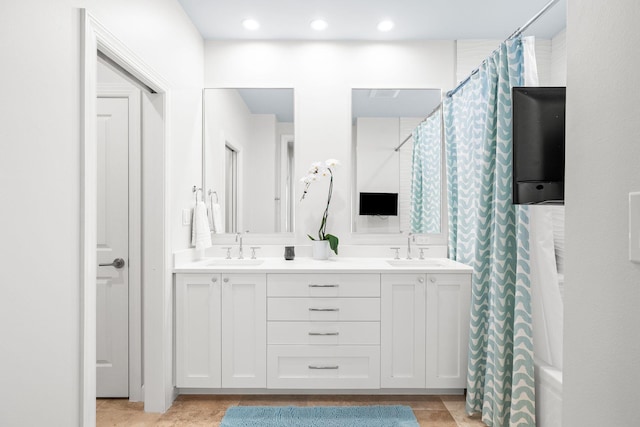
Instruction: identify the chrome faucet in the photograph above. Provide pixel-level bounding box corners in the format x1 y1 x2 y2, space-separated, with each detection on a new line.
235 232 244 259
406 232 414 260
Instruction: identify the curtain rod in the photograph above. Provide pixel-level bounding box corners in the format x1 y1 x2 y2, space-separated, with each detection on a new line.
394 104 442 152
447 0 560 98
393 0 561 153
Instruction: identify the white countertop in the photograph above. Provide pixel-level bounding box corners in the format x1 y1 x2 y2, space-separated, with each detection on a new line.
173 257 472 274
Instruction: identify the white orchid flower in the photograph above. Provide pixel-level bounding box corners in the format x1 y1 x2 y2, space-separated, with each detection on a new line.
300 174 317 183
309 162 323 174
299 159 340 255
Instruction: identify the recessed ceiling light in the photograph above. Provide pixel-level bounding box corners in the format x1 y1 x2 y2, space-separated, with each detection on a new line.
242 18 260 31
377 20 395 32
310 19 328 31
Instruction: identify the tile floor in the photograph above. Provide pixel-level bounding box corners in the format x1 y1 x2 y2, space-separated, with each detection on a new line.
97 394 487 426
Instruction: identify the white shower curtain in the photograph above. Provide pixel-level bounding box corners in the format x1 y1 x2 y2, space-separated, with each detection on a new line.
522 37 564 371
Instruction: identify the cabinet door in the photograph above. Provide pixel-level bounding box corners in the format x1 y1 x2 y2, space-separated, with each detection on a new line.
222 273 267 388
425 273 472 388
175 274 221 388
381 274 426 388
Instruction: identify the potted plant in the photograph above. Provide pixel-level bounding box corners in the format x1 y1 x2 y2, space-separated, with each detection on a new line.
300 159 340 259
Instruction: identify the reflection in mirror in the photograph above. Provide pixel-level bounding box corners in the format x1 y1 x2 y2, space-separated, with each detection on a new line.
351 89 442 234
203 88 295 234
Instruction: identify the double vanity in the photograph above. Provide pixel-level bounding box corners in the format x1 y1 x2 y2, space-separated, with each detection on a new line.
174 255 472 394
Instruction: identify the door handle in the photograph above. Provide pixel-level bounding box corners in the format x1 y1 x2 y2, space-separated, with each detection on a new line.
99 258 126 269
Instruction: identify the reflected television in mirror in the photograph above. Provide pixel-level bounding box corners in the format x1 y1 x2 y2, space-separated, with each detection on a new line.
359 192 398 216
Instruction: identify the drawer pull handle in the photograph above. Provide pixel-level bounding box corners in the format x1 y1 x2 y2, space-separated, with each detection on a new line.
308 332 339 336
308 365 339 370
309 308 340 312
308 284 339 288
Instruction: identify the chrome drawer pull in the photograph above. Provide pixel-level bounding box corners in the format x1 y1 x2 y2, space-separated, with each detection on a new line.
308 332 339 336
308 365 339 370
308 308 340 312
308 284 339 288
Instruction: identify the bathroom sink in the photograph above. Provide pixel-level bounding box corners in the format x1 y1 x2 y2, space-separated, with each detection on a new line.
207 259 265 266
386 259 446 268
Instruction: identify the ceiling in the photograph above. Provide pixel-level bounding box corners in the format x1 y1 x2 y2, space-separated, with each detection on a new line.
178 0 566 41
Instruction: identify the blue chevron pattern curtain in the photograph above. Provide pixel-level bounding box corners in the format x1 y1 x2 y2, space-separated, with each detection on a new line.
410 112 442 233
444 36 536 427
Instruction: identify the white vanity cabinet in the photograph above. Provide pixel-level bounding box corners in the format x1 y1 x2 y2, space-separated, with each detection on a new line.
174 261 472 393
380 274 426 388
425 273 472 389
266 273 381 389
175 272 267 389
381 272 471 389
221 273 267 388
175 273 222 388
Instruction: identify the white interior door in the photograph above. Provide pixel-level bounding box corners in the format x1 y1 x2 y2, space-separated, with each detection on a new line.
96 97 130 397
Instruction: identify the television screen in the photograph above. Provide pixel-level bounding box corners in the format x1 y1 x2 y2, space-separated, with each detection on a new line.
512 87 566 205
359 192 398 216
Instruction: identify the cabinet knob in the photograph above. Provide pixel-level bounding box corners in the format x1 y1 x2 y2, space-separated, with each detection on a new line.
418 277 424 283
211 277 218 283
430 277 436 283
223 277 229 283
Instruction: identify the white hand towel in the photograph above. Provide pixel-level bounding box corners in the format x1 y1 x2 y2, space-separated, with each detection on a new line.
211 203 223 234
191 201 212 250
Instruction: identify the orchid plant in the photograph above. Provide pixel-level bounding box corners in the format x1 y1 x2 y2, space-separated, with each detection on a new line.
300 159 340 255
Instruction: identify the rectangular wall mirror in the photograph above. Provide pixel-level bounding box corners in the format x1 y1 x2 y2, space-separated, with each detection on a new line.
203 88 295 235
351 88 443 235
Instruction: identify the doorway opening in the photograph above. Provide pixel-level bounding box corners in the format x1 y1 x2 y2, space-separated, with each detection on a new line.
96 55 145 401
82 10 172 425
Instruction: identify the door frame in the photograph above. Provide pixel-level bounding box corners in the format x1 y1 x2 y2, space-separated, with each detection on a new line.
81 10 173 425
97 84 142 401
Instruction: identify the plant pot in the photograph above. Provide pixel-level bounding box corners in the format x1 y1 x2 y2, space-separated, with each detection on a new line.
311 240 330 260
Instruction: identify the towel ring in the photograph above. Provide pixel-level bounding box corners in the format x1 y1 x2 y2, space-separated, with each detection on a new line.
193 186 203 202
208 189 219 203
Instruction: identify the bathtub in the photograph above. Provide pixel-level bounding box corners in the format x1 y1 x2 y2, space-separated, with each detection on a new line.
535 359 563 427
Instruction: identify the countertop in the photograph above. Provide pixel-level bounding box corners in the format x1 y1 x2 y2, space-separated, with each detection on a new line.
173 257 473 274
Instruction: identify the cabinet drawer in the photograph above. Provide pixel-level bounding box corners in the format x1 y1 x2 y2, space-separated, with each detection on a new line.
268 322 380 345
267 345 380 389
267 274 380 297
268 298 380 321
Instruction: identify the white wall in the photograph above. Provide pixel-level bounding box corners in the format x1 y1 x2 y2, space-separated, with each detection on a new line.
204 41 455 245
550 30 567 87
0 2 82 425
564 1 640 426
0 0 203 424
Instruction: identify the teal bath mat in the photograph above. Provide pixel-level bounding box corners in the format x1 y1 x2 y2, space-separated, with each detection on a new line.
220 405 419 427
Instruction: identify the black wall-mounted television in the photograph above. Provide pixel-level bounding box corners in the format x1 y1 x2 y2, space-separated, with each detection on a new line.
512 87 566 205
359 192 398 216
